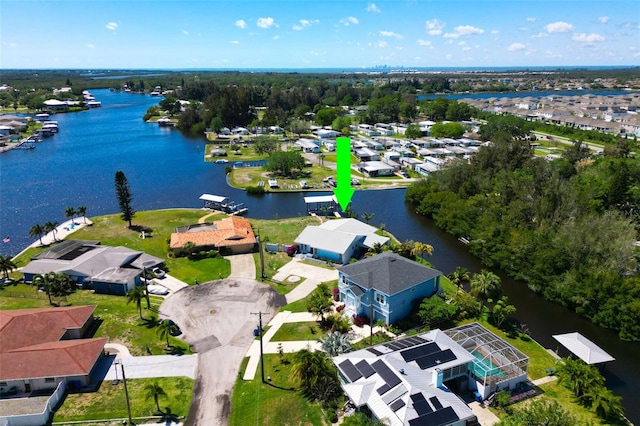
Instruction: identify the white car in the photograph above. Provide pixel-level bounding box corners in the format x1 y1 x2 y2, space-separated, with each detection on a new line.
147 285 169 295
151 267 166 278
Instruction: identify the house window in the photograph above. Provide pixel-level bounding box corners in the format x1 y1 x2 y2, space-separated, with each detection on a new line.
375 292 386 304
45 378 55 383
0 382 7 386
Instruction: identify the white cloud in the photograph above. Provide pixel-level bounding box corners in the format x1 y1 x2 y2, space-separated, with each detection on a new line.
417 39 432 46
234 19 247 29
379 30 403 39
508 43 526 52
519 27 529 32
545 21 574 33
182 30 189 36
526 17 536 22
598 16 609 24
87 44 95 49
444 25 484 38
366 3 381 13
377 41 388 48
257 17 278 29
2 41 18 48
425 19 445 36
341 16 359 26
105 22 118 30
572 33 605 44
458 41 466 46
491 29 500 35
293 19 319 31
231 40 240 44
462 46 471 51
531 32 548 38
273 35 280 40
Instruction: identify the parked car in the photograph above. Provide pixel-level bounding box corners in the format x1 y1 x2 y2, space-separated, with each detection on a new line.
147 284 169 295
151 267 166 278
167 319 182 336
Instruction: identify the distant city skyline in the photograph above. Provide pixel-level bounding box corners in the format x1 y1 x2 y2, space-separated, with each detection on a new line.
1 0 639 69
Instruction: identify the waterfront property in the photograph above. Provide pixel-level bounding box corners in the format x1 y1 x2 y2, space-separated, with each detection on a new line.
552 332 615 366
294 218 389 264
337 252 442 325
304 194 338 216
169 216 257 255
199 193 247 215
20 240 164 296
333 323 529 425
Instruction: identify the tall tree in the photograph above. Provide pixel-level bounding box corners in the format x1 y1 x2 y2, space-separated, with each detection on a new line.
290 349 341 402
43 221 59 242
449 266 470 295
412 241 434 260
157 319 177 347
126 286 146 319
143 381 167 413
114 171 135 227
470 270 502 305
29 223 44 246
0 255 17 279
76 206 87 224
33 272 74 305
65 206 76 223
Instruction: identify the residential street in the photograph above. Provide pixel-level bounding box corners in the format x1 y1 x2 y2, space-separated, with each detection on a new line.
159 275 285 426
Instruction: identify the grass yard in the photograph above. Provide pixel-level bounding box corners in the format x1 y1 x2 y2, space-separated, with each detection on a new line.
0 283 192 356
228 164 336 191
271 321 323 341
12 209 231 284
230 356 330 426
204 144 267 162
53 377 193 423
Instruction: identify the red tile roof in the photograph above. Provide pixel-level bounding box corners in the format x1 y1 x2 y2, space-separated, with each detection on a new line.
170 216 256 250
0 306 106 381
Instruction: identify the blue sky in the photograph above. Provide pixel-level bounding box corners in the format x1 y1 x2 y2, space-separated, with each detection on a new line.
1 0 639 69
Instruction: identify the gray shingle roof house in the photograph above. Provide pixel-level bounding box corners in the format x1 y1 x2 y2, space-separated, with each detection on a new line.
21 240 164 296
337 252 442 325
294 218 389 264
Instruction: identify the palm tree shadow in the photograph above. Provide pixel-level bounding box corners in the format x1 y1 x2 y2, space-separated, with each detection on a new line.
159 407 180 423
165 345 186 355
141 316 159 329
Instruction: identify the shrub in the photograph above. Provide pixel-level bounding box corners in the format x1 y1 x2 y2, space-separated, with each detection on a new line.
286 244 298 257
352 315 368 327
246 185 266 195
336 304 345 313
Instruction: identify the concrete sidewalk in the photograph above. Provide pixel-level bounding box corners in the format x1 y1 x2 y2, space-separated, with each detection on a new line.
104 354 198 380
30 218 93 248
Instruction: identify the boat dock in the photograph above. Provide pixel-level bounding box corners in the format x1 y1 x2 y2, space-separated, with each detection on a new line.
199 193 248 215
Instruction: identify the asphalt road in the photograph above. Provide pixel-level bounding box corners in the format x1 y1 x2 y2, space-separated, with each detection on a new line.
159 278 285 426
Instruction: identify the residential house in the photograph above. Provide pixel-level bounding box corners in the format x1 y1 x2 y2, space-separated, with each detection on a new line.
358 161 394 177
21 240 164 296
337 252 442 325
43 99 69 112
295 139 321 153
169 216 257 255
294 218 389 264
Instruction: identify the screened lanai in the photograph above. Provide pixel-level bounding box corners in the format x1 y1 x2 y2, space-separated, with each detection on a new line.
444 323 529 390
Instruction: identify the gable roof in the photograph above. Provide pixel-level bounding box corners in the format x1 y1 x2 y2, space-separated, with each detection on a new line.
294 218 390 257
170 216 256 249
338 252 441 295
552 332 615 364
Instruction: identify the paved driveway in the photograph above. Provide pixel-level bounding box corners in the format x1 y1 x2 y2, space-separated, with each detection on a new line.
159 278 285 426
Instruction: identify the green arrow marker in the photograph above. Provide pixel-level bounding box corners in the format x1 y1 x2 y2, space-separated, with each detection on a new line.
333 136 355 211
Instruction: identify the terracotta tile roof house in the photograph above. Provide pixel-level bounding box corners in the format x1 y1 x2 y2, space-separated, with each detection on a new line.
0 306 106 395
169 216 257 255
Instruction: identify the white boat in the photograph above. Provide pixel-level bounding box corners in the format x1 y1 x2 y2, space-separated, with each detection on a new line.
268 179 279 188
157 117 175 127
86 100 102 108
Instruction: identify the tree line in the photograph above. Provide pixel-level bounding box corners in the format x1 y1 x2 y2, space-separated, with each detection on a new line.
406 121 640 341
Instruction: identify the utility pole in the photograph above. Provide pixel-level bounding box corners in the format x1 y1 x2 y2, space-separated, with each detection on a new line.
120 362 133 425
251 311 269 383
256 231 265 280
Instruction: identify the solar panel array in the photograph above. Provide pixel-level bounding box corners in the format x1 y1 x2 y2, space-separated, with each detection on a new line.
408 406 459 426
430 396 444 410
389 399 406 412
371 359 401 395
367 347 383 356
355 360 376 378
383 335 428 351
415 348 456 370
338 360 362 382
400 342 441 362
410 393 433 416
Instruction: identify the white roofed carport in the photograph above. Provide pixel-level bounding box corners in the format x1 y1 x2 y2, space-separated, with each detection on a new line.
552 332 615 364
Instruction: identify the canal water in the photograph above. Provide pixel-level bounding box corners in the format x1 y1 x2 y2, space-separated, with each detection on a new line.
0 89 638 422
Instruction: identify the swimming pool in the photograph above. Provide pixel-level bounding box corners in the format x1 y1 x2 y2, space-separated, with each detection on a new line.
469 351 508 380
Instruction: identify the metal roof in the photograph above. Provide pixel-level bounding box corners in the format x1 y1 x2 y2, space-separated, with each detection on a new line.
552 332 615 364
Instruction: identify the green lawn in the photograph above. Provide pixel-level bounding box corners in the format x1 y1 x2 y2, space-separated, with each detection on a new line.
53 377 193 423
0 283 192 356
230 356 329 426
271 321 323 341
204 144 267 162
12 209 231 284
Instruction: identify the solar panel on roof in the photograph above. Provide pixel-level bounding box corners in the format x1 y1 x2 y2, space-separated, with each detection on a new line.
400 342 440 362
367 347 383 355
390 399 406 412
338 359 362 382
410 393 433 416
405 336 427 345
415 348 456 370
377 384 391 395
355 360 376 378
372 359 401 388
430 396 443 410
408 406 459 426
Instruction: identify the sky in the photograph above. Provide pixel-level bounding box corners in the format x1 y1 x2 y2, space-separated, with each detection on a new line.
1 0 639 69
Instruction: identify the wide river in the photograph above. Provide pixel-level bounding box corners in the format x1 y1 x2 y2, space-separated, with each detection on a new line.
0 89 638 422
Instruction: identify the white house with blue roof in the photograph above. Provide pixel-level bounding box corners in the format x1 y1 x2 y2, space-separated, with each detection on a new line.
337 252 442 325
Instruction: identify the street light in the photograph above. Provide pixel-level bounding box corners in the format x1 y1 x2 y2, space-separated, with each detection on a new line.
115 360 133 425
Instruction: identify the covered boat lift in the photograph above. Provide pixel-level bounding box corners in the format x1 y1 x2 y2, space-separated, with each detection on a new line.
199 194 247 215
304 194 338 216
552 332 615 365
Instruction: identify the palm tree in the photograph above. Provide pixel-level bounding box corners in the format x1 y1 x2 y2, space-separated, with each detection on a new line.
43 221 59 242
583 386 623 420
318 331 352 356
470 270 502 305
126 286 146 319
449 266 471 294
157 319 177 347
0 255 17 279
29 223 44 246
77 206 87 224
65 206 76 224
361 212 374 224
143 381 167 413
412 241 434 260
